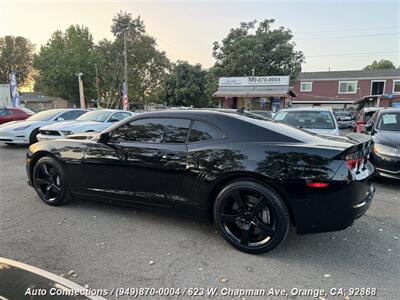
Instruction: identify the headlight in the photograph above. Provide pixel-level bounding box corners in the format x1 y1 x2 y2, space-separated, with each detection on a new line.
13 125 30 131
374 143 400 158
61 130 73 136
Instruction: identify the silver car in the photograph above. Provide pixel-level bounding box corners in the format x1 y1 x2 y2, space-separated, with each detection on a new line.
273 108 340 136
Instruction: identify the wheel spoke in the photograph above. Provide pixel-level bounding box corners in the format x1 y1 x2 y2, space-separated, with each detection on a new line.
253 196 267 212
256 222 275 237
240 225 250 245
41 164 50 176
231 190 244 208
220 212 241 223
49 167 57 178
36 178 49 185
45 184 51 197
51 184 60 193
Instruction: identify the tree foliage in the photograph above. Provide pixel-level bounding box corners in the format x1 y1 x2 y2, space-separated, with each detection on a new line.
364 59 396 70
212 19 304 83
33 25 98 104
0 36 35 85
160 61 208 107
106 11 171 106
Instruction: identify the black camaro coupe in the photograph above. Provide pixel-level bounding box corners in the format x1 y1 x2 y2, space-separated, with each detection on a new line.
27 110 375 253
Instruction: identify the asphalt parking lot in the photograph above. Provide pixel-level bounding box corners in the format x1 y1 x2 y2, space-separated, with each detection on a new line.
0 143 399 300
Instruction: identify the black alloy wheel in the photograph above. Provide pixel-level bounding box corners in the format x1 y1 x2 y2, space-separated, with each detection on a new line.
214 179 289 254
33 156 70 206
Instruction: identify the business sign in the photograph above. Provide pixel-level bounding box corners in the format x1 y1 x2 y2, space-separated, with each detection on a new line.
9 71 20 107
219 76 289 87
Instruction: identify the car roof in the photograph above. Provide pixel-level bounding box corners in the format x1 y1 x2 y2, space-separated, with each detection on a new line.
362 107 383 112
377 108 400 114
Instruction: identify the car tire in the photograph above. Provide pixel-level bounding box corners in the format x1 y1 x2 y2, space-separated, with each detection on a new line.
29 128 40 145
213 179 289 254
32 156 71 206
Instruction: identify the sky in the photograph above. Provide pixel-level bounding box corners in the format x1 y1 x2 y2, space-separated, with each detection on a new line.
0 0 399 72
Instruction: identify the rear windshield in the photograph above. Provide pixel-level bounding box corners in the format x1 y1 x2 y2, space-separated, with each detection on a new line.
274 111 335 129
377 112 400 131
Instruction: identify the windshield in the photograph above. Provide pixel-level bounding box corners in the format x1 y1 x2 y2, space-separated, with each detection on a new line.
376 112 400 131
77 110 113 122
274 110 335 129
26 110 64 121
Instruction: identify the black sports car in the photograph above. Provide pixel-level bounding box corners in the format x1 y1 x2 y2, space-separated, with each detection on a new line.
26 110 375 253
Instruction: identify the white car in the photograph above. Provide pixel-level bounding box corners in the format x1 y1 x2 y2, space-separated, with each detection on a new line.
0 108 88 145
37 109 137 141
272 108 340 136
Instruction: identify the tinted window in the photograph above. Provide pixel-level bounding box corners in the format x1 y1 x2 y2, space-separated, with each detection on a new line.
59 110 86 120
274 111 335 130
109 112 131 122
112 118 190 143
189 121 224 142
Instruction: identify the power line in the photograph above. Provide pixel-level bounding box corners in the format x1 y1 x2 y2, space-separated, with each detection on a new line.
293 26 399 35
296 32 400 40
307 51 400 58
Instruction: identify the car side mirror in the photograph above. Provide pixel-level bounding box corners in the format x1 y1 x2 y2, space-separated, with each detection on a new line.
109 118 119 123
56 117 64 121
365 123 373 132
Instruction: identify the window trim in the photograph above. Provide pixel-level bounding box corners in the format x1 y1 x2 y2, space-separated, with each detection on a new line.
187 119 227 144
300 81 313 92
393 80 400 93
338 81 358 94
370 80 386 96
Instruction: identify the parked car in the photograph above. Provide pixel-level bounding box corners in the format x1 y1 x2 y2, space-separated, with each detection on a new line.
0 108 88 145
0 257 106 300
248 110 272 119
26 110 374 254
334 111 353 129
0 107 35 125
273 108 339 136
37 109 137 141
365 108 400 180
354 107 383 133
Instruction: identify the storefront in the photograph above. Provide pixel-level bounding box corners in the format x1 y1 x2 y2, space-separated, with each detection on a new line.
353 94 400 110
213 76 296 112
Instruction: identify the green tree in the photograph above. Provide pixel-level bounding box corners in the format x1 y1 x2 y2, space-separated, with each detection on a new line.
109 11 171 106
33 25 98 105
211 19 304 82
0 36 35 85
364 59 396 70
160 61 208 107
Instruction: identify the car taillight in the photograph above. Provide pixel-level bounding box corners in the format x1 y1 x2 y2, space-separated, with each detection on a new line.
345 150 368 173
307 182 329 188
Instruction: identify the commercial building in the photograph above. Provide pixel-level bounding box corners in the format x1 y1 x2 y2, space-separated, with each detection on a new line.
213 76 296 112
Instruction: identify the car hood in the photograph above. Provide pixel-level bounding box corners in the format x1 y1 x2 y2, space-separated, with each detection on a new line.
40 120 104 131
0 120 41 130
373 130 400 149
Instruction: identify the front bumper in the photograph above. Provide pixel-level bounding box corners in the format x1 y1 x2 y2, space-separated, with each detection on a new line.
36 133 65 141
0 129 28 144
372 152 400 180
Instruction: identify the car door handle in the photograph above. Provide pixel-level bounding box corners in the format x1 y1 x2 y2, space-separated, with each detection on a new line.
161 153 181 160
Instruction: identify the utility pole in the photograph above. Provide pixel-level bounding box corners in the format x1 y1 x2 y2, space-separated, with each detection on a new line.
122 28 129 110
76 72 85 109
95 64 100 108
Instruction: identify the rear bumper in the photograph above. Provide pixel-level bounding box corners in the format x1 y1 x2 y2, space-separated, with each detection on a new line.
292 162 375 234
